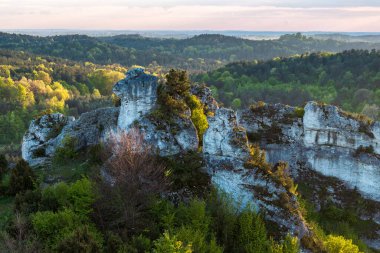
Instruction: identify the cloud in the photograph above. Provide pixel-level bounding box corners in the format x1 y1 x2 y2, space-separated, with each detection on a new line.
0 1 379 31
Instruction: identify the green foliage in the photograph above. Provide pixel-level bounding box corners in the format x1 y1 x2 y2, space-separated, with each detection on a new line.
31 208 82 248
0 196 13 230
88 69 124 95
0 154 7 181
235 210 269 252
161 152 210 192
157 69 191 118
293 107 305 118
153 231 192 253
41 178 95 216
187 95 209 142
270 234 300 253
28 179 99 251
8 160 36 195
56 225 103 253
324 235 361 253
53 136 79 162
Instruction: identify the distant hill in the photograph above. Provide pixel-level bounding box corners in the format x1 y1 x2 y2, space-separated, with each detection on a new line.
1 32 380 72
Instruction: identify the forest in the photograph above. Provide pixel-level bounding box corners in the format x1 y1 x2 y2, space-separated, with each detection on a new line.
195 50 380 120
1 32 380 72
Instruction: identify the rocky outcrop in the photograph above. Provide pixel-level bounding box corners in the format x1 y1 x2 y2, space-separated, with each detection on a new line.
203 108 311 240
203 108 249 159
113 68 158 129
238 102 380 202
303 102 380 153
191 84 219 114
22 114 74 167
22 68 199 165
238 101 380 250
22 107 119 167
136 115 199 156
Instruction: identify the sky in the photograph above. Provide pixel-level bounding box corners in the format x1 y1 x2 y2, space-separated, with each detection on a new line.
0 0 380 31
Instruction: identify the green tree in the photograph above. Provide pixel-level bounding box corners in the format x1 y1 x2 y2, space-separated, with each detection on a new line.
88 69 124 95
235 210 269 253
9 160 36 195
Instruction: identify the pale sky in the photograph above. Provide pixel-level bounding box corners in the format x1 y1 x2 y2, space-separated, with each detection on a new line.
0 0 380 31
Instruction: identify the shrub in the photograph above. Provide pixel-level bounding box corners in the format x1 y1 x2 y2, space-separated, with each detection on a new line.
8 160 36 195
187 95 209 142
31 209 81 248
324 235 360 253
94 129 168 236
235 210 269 253
293 107 305 118
14 189 42 215
153 231 192 253
56 225 103 253
244 144 270 172
270 234 300 253
0 154 8 180
354 145 375 156
40 178 95 216
54 136 78 162
162 151 210 192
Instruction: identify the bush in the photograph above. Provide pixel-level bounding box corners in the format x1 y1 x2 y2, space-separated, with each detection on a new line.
162 151 210 192
354 145 375 156
153 231 192 253
56 225 103 253
324 235 360 253
187 95 209 142
0 154 8 180
293 107 305 118
40 178 95 217
54 136 78 162
94 129 168 236
8 160 36 195
235 210 269 253
31 209 81 248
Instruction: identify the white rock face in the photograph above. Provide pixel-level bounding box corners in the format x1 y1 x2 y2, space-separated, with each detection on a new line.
203 108 250 159
203 108 310 239
22 114 74 167
303 102 380 154
22 108 119 167
238 101 380 202
113 68 158 130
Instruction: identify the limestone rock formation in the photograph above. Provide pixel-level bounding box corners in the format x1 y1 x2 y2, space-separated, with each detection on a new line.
191 84 219 114
22 68 199 165
113 68 158 129
203 108 311 240
238 101 380 202
22 107 119 167
22 113 74 167
238 101 380 249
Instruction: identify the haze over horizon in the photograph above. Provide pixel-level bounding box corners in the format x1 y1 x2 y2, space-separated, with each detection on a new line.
1 0 379 32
